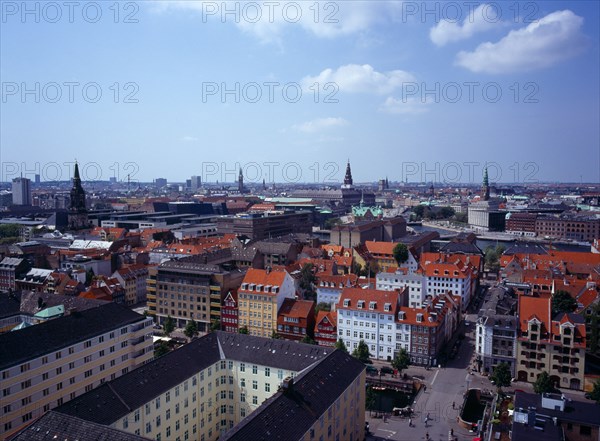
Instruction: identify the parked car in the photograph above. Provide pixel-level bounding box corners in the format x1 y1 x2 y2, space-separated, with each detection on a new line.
380 366 394 375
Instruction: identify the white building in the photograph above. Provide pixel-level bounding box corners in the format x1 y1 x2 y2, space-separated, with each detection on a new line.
336 287 402 361
376 269 428 308
316 274 357 309
11 178 31 206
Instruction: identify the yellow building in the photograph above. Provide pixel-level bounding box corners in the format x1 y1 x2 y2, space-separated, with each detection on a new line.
0 303 153 440
237 268 296 337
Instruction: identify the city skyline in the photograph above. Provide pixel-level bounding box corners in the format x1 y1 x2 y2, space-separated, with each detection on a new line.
1 1 599 183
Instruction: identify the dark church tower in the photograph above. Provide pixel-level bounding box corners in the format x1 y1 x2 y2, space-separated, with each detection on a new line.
238 168 244 193
342 160 353 189
481 167 490 201
68 162 88 229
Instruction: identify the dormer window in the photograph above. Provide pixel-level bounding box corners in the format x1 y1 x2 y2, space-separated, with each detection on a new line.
433 269 439 275
398 311 405 320
369 301 376 310
454 271 459 276
417 313 423 323
242 283 248 290
384 303 391 312
264 285 271 293
256 284 263 292
343 299 350 307
357 300 365 309
272 286 279 293
444 270 449 276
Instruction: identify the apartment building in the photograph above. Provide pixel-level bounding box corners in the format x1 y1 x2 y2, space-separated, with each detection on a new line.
421 252 479 311
154 259 244 331
399 294 459 367
0 303 153 439
221 290 239 333
113 264 150 306
237 268 296 337
276 298 315 341
53 332 365 441
516 293 586 390
315 274 358 309
336 287 402 361
0 258 28 292
475 287 518 376
314 310 337 347
376 268 427 308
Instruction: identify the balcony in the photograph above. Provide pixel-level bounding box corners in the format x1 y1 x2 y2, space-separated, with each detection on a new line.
130 336 148 349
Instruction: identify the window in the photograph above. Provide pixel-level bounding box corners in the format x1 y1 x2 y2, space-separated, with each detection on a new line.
252 396 258 405
252 365 258 374
265 383 270 393
252 380 258 390
240 363 245 372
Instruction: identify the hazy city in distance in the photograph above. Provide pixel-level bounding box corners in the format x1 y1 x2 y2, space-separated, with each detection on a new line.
1 2 599 441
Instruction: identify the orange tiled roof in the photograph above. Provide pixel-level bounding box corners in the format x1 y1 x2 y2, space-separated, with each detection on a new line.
240 268 288 293
315 310 337 328
364 241 396 256
518 293 551 333
337 287 400 313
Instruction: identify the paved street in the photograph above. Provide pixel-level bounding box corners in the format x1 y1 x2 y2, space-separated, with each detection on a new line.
366 309 493 441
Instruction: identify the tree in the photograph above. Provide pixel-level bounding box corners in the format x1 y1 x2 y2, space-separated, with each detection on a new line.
588 303 600 354
210 319 221 332
154 341 170 358
454 212 468 224
552 290 577 316
439 206 455 219
365 385 376 414
391 348 410 373
301 335 318 345
485 245 505 272
412 205 426 219
352 340 371 363
315 302 331 314
85 268 95 286
490 362 512 390
184 320 199 339
238 325 249 334
299 263 317 300
271 330 282 339
163 316 175 336
393 243 409 265
588 378 600 404
335 338 349 354
533 371 553 394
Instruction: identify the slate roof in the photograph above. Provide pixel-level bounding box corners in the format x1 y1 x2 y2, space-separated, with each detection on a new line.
0 291 21 319
56 332 332 425
511 391 600 441
221 349 365 441
0 302 146 370
7 411 151 441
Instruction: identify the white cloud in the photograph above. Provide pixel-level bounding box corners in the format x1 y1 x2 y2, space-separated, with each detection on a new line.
430 4 503 46
149 1 399 43
301 64 414 95
379 96 431 115
181 136 198 142
291 117 348 133
456 10 585 74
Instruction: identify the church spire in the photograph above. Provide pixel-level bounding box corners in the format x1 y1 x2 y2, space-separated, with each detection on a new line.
343 159 353 187
482 167 490 201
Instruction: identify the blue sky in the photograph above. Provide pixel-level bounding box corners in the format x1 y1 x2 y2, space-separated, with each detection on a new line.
1 1 598 185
